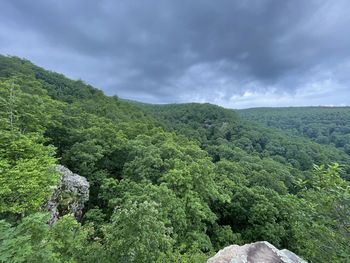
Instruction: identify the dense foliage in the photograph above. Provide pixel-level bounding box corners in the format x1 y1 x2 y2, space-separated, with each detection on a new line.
0 55 349 262
240 107 350 156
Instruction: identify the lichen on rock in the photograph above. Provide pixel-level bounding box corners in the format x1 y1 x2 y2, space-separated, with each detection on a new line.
44 165 89 225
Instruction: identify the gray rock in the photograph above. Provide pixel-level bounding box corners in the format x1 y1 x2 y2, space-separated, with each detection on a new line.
45 165 89 225
207 241 307 263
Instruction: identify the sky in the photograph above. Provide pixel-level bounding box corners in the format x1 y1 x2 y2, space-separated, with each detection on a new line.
1 0 350 109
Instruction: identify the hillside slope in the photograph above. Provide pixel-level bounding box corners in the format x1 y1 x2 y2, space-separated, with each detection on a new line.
139 103 350 178
240 107 350 156
0 55 349 262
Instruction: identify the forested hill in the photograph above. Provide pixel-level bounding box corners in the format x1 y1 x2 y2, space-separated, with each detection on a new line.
1 55 349 262
138 103 350 177
239 107 350 156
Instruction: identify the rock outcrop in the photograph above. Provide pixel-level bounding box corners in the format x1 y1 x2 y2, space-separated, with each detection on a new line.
45 165 89 225
207 241 307 263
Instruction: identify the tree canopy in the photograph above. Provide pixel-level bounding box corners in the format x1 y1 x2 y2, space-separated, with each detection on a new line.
0 55 349 262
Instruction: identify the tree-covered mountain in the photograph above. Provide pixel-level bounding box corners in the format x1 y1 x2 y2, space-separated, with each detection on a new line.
240 107 350 156
0 55 349 262
138 103 350 175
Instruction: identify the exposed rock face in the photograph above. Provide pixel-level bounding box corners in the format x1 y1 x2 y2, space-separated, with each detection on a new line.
207 241 307 263
45 165 89 225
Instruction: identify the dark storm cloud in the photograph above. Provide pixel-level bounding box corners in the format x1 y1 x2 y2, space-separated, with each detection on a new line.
1 0 350 107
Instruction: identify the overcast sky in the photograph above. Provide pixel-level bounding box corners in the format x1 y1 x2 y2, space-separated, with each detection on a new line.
1 0 350 108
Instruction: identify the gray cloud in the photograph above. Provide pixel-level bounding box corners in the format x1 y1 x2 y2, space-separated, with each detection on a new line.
1 0 350 108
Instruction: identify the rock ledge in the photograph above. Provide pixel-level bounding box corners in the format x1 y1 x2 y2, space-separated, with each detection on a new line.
207 241 307 263
45 165 89 225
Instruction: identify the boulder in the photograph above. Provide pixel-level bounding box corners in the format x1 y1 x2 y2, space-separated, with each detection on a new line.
207 241 307 263
45 165 89 225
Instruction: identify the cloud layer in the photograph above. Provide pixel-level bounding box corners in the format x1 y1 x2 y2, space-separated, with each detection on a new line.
1 0 350 108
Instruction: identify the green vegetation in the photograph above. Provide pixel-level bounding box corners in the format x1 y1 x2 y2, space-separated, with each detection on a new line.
240 107 350 156
0 55 349 262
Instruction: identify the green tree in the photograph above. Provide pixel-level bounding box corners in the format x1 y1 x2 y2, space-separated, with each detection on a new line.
292 164 350 262
0 213 95 263
0 131 58 215
103 200 174 263
0 77 63 133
